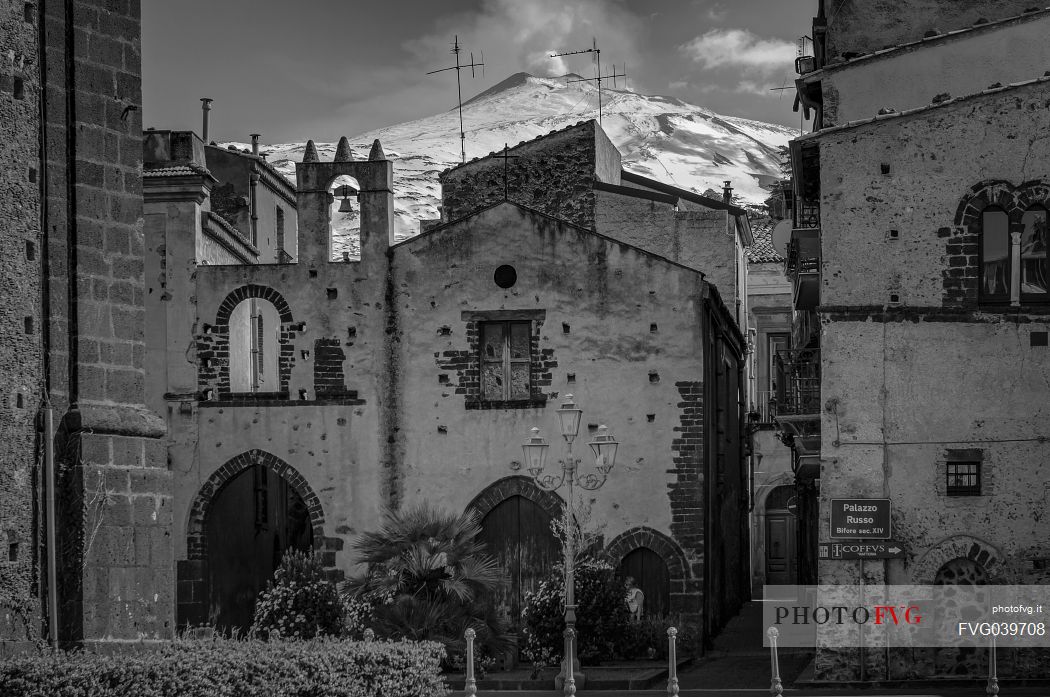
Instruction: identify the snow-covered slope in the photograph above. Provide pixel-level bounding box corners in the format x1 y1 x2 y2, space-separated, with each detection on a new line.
229 73 797 259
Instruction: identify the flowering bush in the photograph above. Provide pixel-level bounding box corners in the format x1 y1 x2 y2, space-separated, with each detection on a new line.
521 559 630 664
250 549 345 640
0 636 448 697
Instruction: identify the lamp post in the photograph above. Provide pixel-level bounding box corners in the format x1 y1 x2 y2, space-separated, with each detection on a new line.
521 394 619 695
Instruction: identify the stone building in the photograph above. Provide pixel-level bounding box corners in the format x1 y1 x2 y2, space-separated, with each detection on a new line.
142 119 754 647
783 0 1050 680
0 0 169 652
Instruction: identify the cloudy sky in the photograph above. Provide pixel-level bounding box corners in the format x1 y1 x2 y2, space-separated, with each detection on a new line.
143 0 815 145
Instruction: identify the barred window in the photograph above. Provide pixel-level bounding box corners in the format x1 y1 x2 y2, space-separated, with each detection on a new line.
946 461 981 496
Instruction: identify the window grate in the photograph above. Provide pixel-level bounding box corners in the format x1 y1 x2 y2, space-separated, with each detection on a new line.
946 461 981 496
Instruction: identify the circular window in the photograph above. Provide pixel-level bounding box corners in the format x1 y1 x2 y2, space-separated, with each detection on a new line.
493 264 517 289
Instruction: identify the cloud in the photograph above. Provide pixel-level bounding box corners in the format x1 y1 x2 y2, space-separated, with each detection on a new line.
705 4 728 22
680 28 794 74
735 80 781 96
668 80 689 90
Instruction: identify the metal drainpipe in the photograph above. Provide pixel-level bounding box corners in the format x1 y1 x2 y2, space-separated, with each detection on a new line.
249 134 260 247
37 0 58 648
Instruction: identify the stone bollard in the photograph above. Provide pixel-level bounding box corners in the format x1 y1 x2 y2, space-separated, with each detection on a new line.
986 635 999 696
465 628 477 697
768 627 783 696
563 627 577 696
667 626 679 696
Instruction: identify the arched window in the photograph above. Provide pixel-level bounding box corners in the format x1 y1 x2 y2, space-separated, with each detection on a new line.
1020 205 1048 300
229 298 280 393
328 175 361 262
980 207 1010 302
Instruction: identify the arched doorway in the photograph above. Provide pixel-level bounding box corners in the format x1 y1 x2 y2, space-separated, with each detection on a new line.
476 494 560 626
618 547 670 618
206 462 314 632
764 485 797 585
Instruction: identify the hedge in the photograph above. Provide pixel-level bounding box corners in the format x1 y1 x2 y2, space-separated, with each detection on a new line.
0 636 449 697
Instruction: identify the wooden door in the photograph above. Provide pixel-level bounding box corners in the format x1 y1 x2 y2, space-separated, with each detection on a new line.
477 495 560 628
618 547 670 618
765 513 796 585
206 465 313 633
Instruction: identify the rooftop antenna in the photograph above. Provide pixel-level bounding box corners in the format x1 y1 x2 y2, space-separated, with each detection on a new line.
552 38 624 124
427 35 485 163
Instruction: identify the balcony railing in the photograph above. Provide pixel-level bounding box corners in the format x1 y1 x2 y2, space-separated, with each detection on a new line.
785 241 820 279
774 348 821 417
749 389 777 425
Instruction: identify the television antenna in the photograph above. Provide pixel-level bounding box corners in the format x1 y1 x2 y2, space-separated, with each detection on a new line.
552 38 625 124
427 35 485 163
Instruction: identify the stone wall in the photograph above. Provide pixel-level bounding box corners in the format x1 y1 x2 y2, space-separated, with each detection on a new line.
439 120 617 229
41 0 169 645
0 0 44 651
820 13 1050 126
822 0 1036 60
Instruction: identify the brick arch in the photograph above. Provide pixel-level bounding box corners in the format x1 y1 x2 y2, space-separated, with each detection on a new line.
185 449 326 561
464 475 565 521
201 285 296 397
953 179 1050 228
215 284 294 325
605 526 688 580
910 535 1002 584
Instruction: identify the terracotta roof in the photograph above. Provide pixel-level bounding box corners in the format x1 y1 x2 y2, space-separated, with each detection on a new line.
796 74 1050 141
811 7 1050 76
747 221 783 264
143 164 209 178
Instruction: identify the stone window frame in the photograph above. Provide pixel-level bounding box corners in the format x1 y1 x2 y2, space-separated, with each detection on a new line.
479 319 533 402
462 310 551 410
935 448 994 499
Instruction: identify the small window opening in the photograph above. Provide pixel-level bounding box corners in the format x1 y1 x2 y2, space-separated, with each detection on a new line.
229 298 279 393
28 167 36 183
13 77 24 100
947 461 981 496
493 264 517 289
25 241 34 260
438 374 450 384
299 389 309 400
647 413 655 422
24 317 33 334
889 294 900 304
326 288 337 300
567 373 576 383
1031 331 1048 347
24 3 34 22
650 323 658 333
8 543 17 562
649 371 659 383
887 229 899 239
15 393 24 408
562 323 570 334
301 349 310 360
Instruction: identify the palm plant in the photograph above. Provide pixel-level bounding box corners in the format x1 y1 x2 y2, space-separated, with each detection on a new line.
343 503 514 665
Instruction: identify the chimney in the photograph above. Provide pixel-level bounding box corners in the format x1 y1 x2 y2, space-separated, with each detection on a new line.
722 180 733 204
200 97 213 142
250 133 261 156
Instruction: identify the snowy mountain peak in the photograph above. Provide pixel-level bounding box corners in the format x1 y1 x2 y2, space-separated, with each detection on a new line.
243 74 797 259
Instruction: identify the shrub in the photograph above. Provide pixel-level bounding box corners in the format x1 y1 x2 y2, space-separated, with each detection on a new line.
0 636 448 697
251 549 345 640
343 504 514 665
618 616 700 660
522 559 631 665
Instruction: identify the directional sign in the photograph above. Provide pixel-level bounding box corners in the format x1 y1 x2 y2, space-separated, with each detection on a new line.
819 540 906 560
829 498 891 539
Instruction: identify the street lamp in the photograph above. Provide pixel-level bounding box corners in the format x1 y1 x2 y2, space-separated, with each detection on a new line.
521 394 619 695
